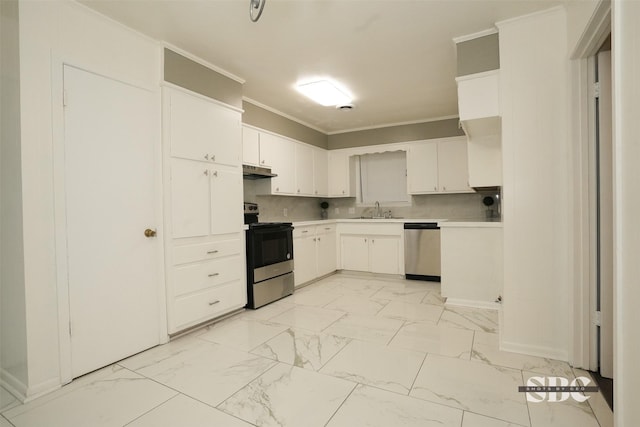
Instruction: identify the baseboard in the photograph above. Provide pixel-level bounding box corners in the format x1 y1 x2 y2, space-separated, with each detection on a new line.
1 368 27 403
500 339 569 362
445 298 501 311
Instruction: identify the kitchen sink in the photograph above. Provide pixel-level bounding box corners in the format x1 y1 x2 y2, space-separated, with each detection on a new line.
350 216 404 219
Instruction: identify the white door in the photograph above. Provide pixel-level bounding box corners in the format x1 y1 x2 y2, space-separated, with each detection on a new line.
63 65 161 378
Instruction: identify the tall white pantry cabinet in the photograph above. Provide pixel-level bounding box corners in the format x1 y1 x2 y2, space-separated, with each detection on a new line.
163 86 247 334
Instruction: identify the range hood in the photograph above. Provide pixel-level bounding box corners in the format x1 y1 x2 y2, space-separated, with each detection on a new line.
472 186 501 194
242 164 277 179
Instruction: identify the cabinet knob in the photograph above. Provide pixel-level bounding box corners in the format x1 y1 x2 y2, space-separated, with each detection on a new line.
317 237 321 241
211 154 216 162
207 250 219 255
208 272 220 278
443 186 446 191
261 160 265 164
313 238 316 242
342 190 345 194
434 186 437 191
276 187 279 192
204 170 209 176
212 170 218 177
204 154 209 160
297 189 300 193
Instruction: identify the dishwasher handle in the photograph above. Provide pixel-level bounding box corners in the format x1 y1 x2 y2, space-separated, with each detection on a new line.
403 222 439 230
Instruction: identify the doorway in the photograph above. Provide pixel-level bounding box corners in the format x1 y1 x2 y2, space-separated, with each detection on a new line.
61 65 163 378
591 39 614 410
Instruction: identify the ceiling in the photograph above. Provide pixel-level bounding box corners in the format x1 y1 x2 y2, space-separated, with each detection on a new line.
81 0 563 134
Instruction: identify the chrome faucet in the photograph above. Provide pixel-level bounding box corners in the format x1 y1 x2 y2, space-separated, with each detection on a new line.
374 201 382 218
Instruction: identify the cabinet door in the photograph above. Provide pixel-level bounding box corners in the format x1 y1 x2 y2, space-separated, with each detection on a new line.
209 104 241 167
169 90 215 163
171 158 210 238
328 150 354 197
258 132 279 168
295 143 314 196
294 234 317 287
262 134 296 194
407 142 439 194
316 229 337 276
313 148 328 197
242 126 260 166
209 167 243 235
438 139 472 192
369 235 400 274
340 235 369 272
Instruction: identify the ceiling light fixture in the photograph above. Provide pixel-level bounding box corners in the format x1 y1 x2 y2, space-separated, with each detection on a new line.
249 0 266 22
296 80 353 107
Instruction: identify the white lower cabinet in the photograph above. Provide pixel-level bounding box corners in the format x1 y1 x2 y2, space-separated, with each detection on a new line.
340 234 401 274
293 224 337 287
316 225 337 276
368 235 400 274
340 235 370 271
440 225 503 305
338 223 403 275
168 237 245 333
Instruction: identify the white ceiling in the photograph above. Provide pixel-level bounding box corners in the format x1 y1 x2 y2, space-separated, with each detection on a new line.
81 0 562 134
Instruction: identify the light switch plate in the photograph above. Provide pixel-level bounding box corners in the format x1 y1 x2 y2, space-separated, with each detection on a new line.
334 207 340 214
283 208 288 217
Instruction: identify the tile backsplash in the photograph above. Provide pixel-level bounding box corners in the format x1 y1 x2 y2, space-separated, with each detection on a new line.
245 181 489 222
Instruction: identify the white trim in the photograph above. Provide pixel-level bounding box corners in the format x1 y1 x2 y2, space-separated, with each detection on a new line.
161 81 244 114
327 115 461 136
571 1 611 59
445 298 501 311
162 42 245 84
453 27 498 44
454 69 500 83
500 340 569 362
242 97 327 134
1 369 28 403
495 5 565 29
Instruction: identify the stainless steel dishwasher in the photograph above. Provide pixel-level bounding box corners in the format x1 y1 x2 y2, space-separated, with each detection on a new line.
404 223 441 281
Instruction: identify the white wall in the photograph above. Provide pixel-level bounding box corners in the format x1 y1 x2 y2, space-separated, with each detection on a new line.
15 0 160 399
497 8 572 360
612 1 640 424
1 0 29 396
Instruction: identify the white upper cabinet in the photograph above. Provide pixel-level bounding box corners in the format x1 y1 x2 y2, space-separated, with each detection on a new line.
260 132 296 194
170 158 211 239
407 142 438 194
456 70 500 127
437 138 472 192
169 89 241 167
313 147 328 197
407 138 472 194
328 150 356 197
242 126 260 166
295 143 314 196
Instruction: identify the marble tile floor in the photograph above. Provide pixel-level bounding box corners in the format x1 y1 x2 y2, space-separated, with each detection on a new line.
1 273 608 427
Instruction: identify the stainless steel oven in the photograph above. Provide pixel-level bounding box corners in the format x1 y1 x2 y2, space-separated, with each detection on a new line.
244 203 294 308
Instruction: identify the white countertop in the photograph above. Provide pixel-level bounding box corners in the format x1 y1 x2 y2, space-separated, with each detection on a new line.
291 218 502 228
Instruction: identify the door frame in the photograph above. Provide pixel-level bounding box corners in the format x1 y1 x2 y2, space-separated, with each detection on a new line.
51 58 168 385
569 1 611 370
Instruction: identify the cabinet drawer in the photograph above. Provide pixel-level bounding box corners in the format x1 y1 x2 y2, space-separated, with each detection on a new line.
173 256 243 296
173 239 241 265
173 281 245 331
316 224 335 235
293 226 315 239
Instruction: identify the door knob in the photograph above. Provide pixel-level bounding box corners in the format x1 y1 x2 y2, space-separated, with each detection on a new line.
144 228 157 238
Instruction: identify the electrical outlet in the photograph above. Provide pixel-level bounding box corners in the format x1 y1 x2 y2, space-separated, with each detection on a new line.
348 207 355 214
334 207 340 214
283 208 288 217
